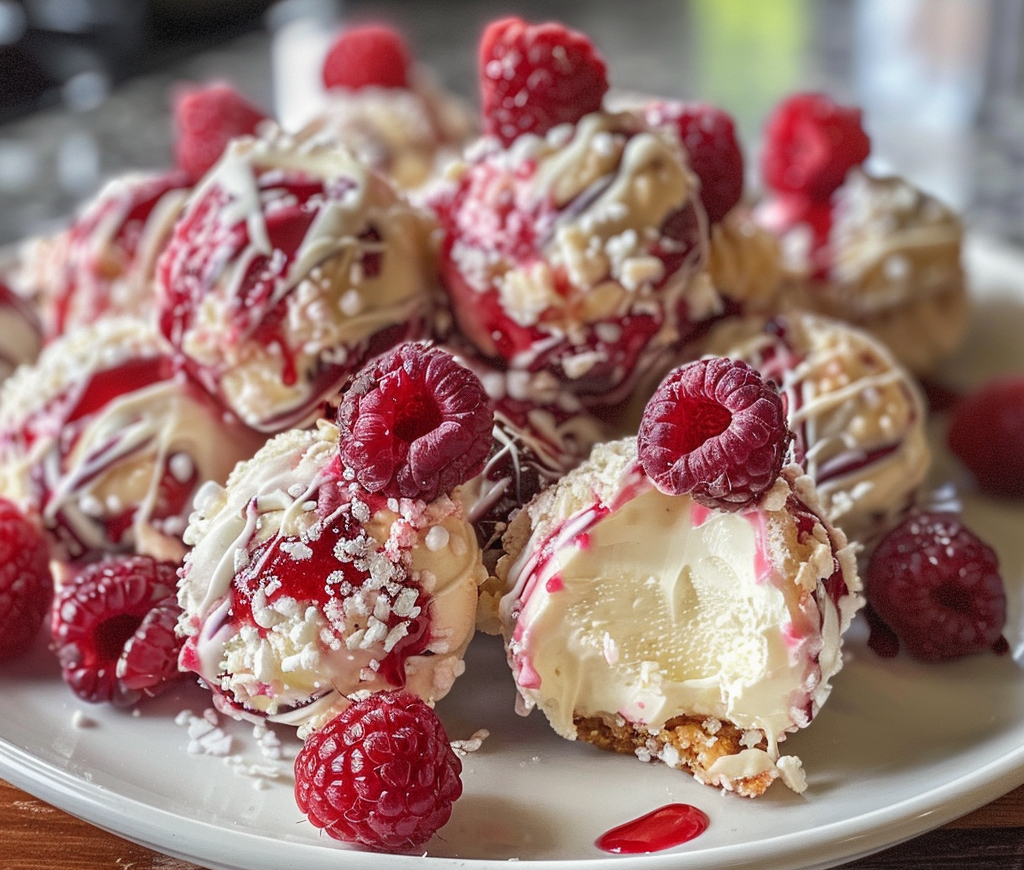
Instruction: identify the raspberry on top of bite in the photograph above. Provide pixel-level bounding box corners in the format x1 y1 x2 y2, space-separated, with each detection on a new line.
172 81 269 183
478 16 609 146
433 17 716 407
176 343 490 736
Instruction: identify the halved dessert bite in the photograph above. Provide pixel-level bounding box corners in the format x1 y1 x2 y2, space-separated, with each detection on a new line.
176 344 492 737
495 357 862 796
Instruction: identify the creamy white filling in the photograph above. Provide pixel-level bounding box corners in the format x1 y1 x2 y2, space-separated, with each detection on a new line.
498 439 861 793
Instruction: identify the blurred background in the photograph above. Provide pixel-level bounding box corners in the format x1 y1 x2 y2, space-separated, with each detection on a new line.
0 0 1022 247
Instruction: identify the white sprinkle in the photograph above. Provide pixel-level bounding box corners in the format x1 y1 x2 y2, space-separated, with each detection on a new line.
424 525 450 552
71 710 97 729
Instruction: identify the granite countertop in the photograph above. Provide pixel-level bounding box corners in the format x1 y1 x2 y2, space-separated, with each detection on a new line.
9 0 1016 248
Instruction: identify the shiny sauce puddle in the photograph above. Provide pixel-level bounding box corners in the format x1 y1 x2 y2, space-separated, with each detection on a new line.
595 803 710 854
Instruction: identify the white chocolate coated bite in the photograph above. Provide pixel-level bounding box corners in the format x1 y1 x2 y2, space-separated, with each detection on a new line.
177 419 486 737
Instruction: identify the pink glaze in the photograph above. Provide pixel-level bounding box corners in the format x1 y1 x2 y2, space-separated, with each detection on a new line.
516 656 542 691
689 502 712 527
545 573 564 594
596 803 710 854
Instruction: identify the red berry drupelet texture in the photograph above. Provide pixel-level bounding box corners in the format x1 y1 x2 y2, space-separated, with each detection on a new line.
644 100 745 224
0 498 53 662
760 91 870 203
337 343 494 503
479 16 609 147
322 24 412 91
50 555 186 705
947 374 1024 499
173 82 267 183
638 357 791 509
294 690 463 852
865 511 1007 661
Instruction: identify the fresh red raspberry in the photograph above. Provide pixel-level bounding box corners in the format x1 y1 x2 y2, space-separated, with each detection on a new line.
50 555 185 706
637 357 791 509
479 16 609 147
0 499 53 662
865 511 1006 661
294 690 463 852
760 91 870 202
644 100 744 224
947 374 1024 498
322 24 412 90
173 82 267 182
337 344 494 502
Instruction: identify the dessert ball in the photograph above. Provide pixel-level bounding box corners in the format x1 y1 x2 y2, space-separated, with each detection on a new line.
697 311 931 548
156 133 438 433
754 92 966 375
17 169 191 340
297 23 474 191
433 109 717 406
704 206 786 316
0 317 264 566
177 419 487 737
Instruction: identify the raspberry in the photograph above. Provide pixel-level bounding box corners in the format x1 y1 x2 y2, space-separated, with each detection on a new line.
294 691 463 852
644 100 744 224
947 374 1024 498
173 82 267 182
50 555 185 706
865 511 1006 661
0 499 53 662
117 596 184 693
479 16 609 147
760 91 870 202
322 24 412 90
637 357 790 509
337 344 494 502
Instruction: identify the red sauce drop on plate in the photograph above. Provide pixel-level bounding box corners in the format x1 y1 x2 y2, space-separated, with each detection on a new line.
595 803 709 854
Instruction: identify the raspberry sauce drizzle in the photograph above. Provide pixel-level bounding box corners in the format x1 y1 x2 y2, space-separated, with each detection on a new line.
595 803 709 854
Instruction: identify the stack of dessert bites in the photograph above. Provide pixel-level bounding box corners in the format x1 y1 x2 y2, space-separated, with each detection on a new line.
0 14 1010 855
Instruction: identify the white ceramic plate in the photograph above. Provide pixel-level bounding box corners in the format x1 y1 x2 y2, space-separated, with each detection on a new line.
2 237 1024 870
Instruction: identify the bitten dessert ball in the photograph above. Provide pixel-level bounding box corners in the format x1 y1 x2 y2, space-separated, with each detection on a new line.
156 132 439 433
495 356 861 796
